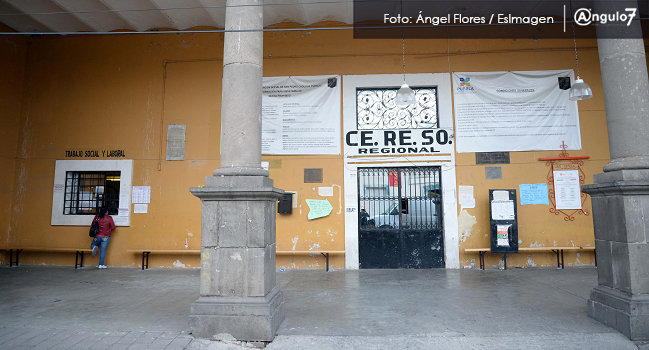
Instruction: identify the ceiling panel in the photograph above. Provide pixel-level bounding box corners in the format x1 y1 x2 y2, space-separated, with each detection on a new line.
0 0 354 33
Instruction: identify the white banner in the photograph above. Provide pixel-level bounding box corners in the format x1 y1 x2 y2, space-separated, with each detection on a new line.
453 70 581 153
262 75 341 155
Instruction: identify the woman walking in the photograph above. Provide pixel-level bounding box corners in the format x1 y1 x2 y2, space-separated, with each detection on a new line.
91 206 116 269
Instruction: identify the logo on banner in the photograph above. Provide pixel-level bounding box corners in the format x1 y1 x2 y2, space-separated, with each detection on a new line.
456 77 475 93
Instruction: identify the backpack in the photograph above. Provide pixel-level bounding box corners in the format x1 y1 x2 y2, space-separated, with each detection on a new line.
89 217 99 237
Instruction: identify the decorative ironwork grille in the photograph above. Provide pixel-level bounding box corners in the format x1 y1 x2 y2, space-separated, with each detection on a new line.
357 87 438 129
64 171 120 215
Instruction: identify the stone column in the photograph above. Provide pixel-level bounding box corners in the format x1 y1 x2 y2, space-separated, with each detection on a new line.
582 6 649 340
188 0 285 341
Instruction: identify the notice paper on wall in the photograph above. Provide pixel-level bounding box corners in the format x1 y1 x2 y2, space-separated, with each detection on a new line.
491 200 515 220
497 224 511 247
519 183 550 205
114 208 130 225
453 70 581 153
318 186 334 197
458 186 475 209
305 199 333 220
132 186 151 204
553 170 582 210
133 204 148 214
262 75 341 155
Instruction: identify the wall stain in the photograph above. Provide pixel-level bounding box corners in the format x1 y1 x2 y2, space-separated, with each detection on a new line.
457 209 477 243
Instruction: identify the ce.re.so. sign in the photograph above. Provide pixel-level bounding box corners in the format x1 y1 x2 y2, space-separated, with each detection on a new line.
345 129 454 156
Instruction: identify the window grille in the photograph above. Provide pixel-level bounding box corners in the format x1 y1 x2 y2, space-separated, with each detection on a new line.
64 171 120 215
357 87 438 130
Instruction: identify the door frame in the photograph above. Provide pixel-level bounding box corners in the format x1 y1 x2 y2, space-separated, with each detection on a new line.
342 73 459 269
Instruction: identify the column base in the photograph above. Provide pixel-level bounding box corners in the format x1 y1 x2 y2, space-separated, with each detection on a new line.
589 286 649 340
583 169 649 341
189 286 285 341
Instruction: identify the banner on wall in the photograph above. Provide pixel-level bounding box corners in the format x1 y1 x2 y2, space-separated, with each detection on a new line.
262 75 341 155
452 70 581 153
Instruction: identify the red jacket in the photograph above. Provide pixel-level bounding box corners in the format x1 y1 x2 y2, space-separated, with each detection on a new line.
93 215 116 237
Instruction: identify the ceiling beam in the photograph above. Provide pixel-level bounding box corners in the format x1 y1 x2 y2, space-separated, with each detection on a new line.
50 0 131 32
4 0 92 32
98 0 175 31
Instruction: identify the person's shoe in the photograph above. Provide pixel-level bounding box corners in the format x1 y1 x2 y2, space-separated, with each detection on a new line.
99 265 107 269
92 246 98 256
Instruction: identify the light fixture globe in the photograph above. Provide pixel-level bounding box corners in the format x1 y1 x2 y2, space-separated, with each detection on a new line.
396 83 416 106
569 77 593 101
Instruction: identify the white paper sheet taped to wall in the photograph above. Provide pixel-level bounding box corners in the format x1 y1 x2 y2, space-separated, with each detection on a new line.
458 185 475 209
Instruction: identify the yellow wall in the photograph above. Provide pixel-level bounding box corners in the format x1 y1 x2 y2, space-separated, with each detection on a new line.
0 33 26 255
2 25 609 268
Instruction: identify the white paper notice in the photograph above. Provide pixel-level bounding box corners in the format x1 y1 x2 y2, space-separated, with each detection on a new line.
491 200 515 220
458 186 475 209
133 204 148 214
453 70 581 153
261 161 269 171
318 186 334 197
493 190 510 201
553 170 582 210
132 186 151 204
262 75 341 155
114 208 130 225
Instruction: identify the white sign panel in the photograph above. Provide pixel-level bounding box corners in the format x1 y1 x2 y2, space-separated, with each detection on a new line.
553 170 582 209
453 70 581 153
344 128 454 156
262 75 341 155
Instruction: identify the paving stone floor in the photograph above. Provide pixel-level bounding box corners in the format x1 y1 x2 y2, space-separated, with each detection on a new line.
0 265 641 349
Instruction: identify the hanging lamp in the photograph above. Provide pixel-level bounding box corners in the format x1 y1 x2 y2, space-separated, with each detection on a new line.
569 14 593 101
396 36 416 106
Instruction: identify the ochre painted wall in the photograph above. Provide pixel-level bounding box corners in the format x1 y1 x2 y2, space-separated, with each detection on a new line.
2 25 609 269
0 33 26 256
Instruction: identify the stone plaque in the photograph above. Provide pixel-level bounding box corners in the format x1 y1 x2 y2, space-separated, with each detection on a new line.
304 168 323 183
476 152 510 164
166 124 186 161
485 166 503 180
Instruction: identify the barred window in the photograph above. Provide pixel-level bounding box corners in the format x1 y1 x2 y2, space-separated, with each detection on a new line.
357 87 438 130
64 171 120 216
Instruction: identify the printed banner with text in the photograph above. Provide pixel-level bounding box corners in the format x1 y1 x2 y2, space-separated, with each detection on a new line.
262 75 341 155
453 70 581 153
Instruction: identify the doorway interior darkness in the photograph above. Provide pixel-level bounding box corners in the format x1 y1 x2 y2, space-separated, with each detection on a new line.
358 166 444 269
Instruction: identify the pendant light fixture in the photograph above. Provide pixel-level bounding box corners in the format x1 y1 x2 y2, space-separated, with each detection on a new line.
569 13 593 101
396 36 416 106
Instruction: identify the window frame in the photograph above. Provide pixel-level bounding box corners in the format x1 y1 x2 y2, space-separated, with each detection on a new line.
51 159 133 226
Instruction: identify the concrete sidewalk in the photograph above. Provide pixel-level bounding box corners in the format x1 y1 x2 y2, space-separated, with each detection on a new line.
0 266 640 349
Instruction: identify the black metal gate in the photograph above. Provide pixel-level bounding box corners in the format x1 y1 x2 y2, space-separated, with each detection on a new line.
358 167 444 269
